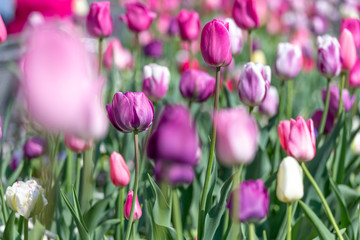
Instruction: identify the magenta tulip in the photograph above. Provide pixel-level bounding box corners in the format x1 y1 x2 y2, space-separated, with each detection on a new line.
119 2 156 33
124 190 142 221
316 35 341 78
340 18 360 49
274 42 303 80
64 133 92 153
110 152 130 187
177 9 201 41
86 1 112 38
23 137 47 159
339 29 357 70
0 15 7 43
349 59 360 88
232 0 259 30
142 63 170 102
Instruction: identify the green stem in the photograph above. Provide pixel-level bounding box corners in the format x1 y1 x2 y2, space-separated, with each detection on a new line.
287 203 292 240
249 106 254 114
286 80 293 119
65 149 74 192
0 180 7 222
338 72 346 116
279 81 286 121
24 218 28 240
232 165 243 240
172 189 183 240
117 187 125 240
124 132 140 240
75 153 81 197
301 163 344 240
98 37 103 75
249 223 256 240
318 78 331 141
132 34 141 91
80 149 94 212
248 30 252 62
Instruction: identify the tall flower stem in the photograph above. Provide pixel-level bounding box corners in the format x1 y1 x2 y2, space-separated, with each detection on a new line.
172 189 183 240
279 81 286 121
116 187 125 240
75 153 81 196
248 30 252 62
24 218 28 240
80 149 94 211
65 150 74 192
0 180 7 222
198 66 221 239
318 78 331 142
249 223 256 240
232 165 243 240
301 163 344 240
286 80 293 119
338 72 346 116
287 203 292 240
132 34 141 91
98 37 103 75
124 132 140 240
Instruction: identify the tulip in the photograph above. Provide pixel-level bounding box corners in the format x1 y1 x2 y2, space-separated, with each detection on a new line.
232 0 259 30
119 2 156 33
107 92 154 133
250 50 266 64
5 180 48 219
176 50 200 73
10 150 23 171
224 18 243 55
340 18 360 49
238 62 271 107
274 42 303 80
349 59 360 88
103 39 133 71
179 69 216 103
110 152 130 187
177 9 201 41
142 63 170 102
278 116 316 162
64 133 92 153
310 15 327 35
227 179 269 222
143 40 163 59
200 19 232 67
215 107 258 166
86 1 112 38
124 190 142 221
168 17 179 36
276 156 304 203
316 35 341 78
339 29 357 70
322 86 356 115
311 110 335 135
0 15 7 43
154 161 195 185
259 86 279 116
23 137 46 159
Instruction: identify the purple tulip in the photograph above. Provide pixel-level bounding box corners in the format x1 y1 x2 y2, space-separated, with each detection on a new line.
179 69 216 103
225 18 243 55
23 137 47 159
143 40 163 59
322 86 356 115
200 19 232 67
10 150 23 171
311 110 335 135
107 92 154 133
168 17 179 36
310 15 327 35
232 0 259 30
316 35 341 78
154 161 195 185
259 86 279 116
177 9 201 41
227 179 269 222
142 63 170 102
119 2 156 33
238 62 271 107
86 1 112 38
274 42 303 80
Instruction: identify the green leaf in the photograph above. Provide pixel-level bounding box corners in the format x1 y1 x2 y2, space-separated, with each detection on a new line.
3 211 17 240
72 187 88 232
29 221 46 240
83 194 113 231
5 161 24 188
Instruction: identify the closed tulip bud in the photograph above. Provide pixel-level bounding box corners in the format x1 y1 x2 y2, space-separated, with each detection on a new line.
179 69 216 103
238 62 271 107
110 152 130 187
119 3 156 33
227 179 269 222
103 39 133 71
349 59 360 88
322 86 356 115
124 190 142 221
339 29 357 70
340 18 360 49
5 180 48 219
311 110 335 135
23 137 46 159
215 107 259 166
278 116 316 162
276 157 304 203
107 92 154 133
143 40 163 59
259 86 279 116
177 9 201 41
86 1 112 38
224 18 243 55
0 15 7 43
200 19 232 67
64 133 92 153
316 35 341 78
232 0 259 30
142 63 170 102
274 42 303 80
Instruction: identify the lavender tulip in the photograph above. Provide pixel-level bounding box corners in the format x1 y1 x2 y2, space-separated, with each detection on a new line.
86 1 112 38
322 86 356 115
316 35 341 78
154 161 195 185
224 18 243 55
10 150 23 171
23 137 47 159
311 110 335 135
274 42 303 80
259 86 279 116
143 40 163 59
142 63 170 102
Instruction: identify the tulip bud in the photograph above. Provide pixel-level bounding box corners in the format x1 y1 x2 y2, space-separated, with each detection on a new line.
200 19 232 67
274 42 303 80
322 86 355 115
259 86 279 117
278 116 316 162
179 69 216 103
224 18 243 55
5 180 48 219
177 9 201 41
110 152 130 187
103 39 133 71
316 35 341 78
340 18 360 49
143 40 163 59
349 59 360 88
86 1 112 38
238 62 271 107
64 133 92 153
311 110 335 135
119 3 156 33
232 0 259 30
107 92 154 133
0 15 7 44
23 137 47 159
124 190 142 221
276 157 304 203
142 63 170 102
227 179 269 222
339 29 357 70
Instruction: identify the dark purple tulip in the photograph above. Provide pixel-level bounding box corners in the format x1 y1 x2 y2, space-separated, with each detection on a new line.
23 137 47 159
107 92 154 133
143 40 163 59
311 110 335 135
154 161 195 185
10 150 23 171
322 87 356 115
168 17 179 36
179 69 216 103
227 179 269 222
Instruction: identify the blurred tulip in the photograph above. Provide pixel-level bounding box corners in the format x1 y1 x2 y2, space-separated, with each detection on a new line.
154 161 195 185
224 18 243 55
142 63 170 102
276 156 304 203
177 9 201 41
179 69 216 103
23 137 46 159
274 42 302 80
227 179 269 222
339 29 357 70
119 2 156 33
86 1 112 38
107 92 154 133
278 116 316 162
310 15 327 35
176 50 200 73
349 59 360 87
322 86 356 115
316 35 341 78
311 110 335 135
156 14 171 35
110 152 130 187
10 150 23 171
64 133 92 153
238 62 271 107
215 107 259 166
168 17 179 36
232 0 259 30
341 18 360 49
103 39 133 71
143 40 163 59
200 19 232 67
124 190 142 221
0 15 7 43
250 50 266 64
259 86 279 116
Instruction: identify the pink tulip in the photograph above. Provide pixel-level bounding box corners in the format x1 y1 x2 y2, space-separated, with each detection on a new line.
110 152 130 187
177 9 201 41
200 19 232 67
0 16 7 44
124 190 142 221
274 42 303 80
278 116 316 162
340 18 360 49
86 1 112 38
339 29 357 70
232 0 259 30
119 2 156 33
349 58 360 88
103 39 133 70
64 133 92 153
316 35 341 78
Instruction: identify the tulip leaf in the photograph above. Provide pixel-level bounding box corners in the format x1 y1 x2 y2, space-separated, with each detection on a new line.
94 219 121 239
83 194 113 232
298 200 335 240
3 211 18 240
72 187 88 232
29 220 45 240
